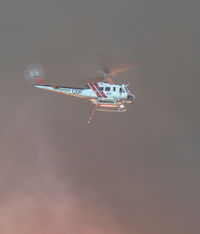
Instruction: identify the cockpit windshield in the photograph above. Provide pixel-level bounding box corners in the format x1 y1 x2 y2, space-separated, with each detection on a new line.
125 87 129 93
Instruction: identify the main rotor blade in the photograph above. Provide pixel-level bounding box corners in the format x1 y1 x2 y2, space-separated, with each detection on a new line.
82 76 104 86
96 54 141 77
110 62 141 75
83 76 115 85
107 77 115 84
83 55 141 86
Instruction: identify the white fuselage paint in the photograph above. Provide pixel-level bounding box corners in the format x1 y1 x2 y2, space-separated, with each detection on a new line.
35 82 135 103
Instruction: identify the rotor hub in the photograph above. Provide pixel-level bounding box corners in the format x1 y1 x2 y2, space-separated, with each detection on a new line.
30 69 40 79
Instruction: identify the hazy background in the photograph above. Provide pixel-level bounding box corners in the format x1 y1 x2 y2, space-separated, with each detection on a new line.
0 0 200 233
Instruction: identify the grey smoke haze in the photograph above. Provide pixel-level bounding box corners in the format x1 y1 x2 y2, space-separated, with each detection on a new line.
0 0 200 233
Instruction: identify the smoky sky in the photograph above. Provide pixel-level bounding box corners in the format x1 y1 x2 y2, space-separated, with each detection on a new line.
0 0 200 233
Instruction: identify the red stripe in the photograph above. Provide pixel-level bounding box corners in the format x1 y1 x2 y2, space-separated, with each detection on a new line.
101 91 107 98
92 83 102 97
36 78 45 85
89 83 101 97
93 83 103 98
94 83 107 98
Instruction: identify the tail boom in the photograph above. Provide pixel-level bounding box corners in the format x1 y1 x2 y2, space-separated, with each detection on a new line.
34 84 89 99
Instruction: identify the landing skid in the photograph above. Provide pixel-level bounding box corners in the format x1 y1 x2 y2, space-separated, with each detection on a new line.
96 107 127 112
88 103 127 124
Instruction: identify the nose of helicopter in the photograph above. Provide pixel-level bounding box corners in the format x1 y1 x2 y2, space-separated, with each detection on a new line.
127 94 135 102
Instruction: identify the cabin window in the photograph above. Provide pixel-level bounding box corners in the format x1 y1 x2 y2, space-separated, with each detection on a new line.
99 87 103 91
119 87 125 93
113 87 116 91
105 87 110 91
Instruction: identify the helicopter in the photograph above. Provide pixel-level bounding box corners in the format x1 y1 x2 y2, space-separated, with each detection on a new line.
26 63 138 124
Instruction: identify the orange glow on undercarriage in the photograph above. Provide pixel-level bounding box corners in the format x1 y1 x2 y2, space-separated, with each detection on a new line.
98 104 123 108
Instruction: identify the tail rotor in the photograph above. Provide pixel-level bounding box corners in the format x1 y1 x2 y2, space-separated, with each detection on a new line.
24 64 45 85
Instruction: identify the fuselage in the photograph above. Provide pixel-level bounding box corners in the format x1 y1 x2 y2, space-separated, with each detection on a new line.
34 82 135 104
87 82 135 103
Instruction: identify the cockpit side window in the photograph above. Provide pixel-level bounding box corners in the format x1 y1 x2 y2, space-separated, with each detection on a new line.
119 87 125 93
105 87 110 91
99 87 103 91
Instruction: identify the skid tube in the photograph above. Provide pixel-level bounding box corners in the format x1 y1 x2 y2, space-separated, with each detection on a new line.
96 105 127 112
88 102 127 124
